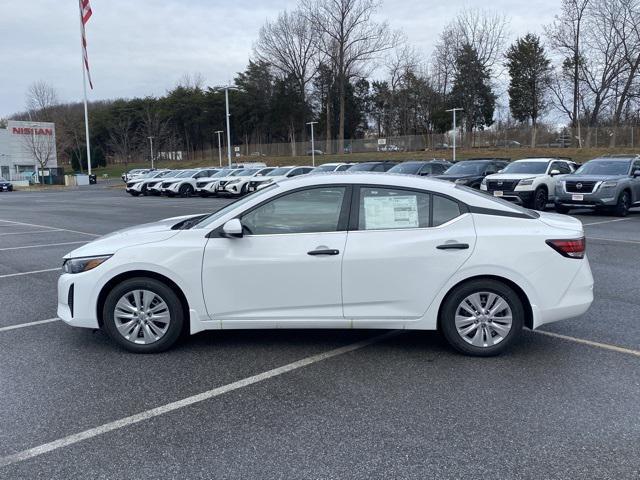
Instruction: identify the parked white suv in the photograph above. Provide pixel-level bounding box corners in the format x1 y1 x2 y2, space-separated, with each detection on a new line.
481 158 576 210
224 167 274 196
196 168 245 197
126 170 173 196
250 166 314 191
161 169 219 197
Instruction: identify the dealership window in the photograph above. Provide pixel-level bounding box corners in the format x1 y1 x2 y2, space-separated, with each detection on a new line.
242 187 346 235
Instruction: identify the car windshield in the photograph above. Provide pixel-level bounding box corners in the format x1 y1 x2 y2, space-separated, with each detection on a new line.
314 164 339 172
458 185 540 218
575 160 631 175
388 163 424 174
176 170 198 178
236 168 261 176
267 167 292 176
210 169 232 178
502 161 549 174
444 162 488 175
348 163 378 171
193 183 280 228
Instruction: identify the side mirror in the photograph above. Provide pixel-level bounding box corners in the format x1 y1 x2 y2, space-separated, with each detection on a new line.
222 218 243 238
550 169 560 176
634 170 640 178
497 169 503 173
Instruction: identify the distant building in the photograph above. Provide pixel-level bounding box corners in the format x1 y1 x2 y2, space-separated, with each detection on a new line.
0 120 58 180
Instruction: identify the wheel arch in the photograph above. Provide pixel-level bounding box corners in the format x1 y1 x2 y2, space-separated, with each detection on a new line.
437 274 534 330
96 270 191 333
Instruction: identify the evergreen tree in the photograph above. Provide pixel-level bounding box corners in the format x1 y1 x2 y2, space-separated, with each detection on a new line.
505 34 551 146
450 44 496 143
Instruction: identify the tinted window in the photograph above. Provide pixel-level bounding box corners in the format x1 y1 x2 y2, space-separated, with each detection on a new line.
431 164 447 174
550 162 571 174
502 161 548 174
433 195 462 226
336 164 351 171
388 162 423 174
358 188 430 230
349 163 376 171
633 160 640 173
242 187 346 235
444 162 488 175
575 160 631 175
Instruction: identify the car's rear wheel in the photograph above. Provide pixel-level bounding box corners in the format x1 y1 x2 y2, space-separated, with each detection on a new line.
128 191 140 197
613 191 630 217
532 187 548 211
555 204 570 214
199 191 209 198
440 279 524 356
103 277 184 353
179 184 193 198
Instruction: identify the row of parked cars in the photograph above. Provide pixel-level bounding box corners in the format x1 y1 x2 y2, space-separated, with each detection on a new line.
124 154 640 216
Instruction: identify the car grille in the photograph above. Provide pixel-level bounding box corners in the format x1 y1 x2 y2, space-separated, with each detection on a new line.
196 181 209 188
161 182 173 189
126 182 136 188
486 180 519 192
249 181 260 188
218 181 228 187
147 181 159 188
565 180 597 193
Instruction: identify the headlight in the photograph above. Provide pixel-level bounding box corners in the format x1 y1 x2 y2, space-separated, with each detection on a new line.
518 178 535 186
63 255 112 274
601 181 617 188
481 178 487 186
454 178 468 185
227 179 241 185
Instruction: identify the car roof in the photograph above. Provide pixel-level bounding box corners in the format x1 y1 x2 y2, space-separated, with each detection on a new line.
590 157 634 161
512 158 554 163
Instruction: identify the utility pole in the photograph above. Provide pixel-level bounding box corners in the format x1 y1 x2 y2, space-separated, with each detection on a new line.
147 136 155 169
215 130 224 167
446 108 463 162
306 121 318 167
224 87 232 167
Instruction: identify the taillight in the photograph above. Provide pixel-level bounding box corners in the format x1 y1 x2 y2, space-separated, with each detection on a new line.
546 237 586 259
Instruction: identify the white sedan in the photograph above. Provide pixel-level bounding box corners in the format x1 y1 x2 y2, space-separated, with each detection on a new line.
57 173 594 356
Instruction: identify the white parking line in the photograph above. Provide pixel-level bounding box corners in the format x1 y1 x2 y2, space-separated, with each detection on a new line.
535 330 640 358
0 241 89 252
587 236 640 245
0 230 63 237
0 219 100 237
0 331 398 468
0 268 60 279
581 218 632 226
0 318 59 333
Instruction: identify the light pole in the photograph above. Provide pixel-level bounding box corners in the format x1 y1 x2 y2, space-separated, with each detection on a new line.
213 85 238 167
147 136 155 169
306 121 318 167
30 123 39 184
446 108 463 162
215 130 224 167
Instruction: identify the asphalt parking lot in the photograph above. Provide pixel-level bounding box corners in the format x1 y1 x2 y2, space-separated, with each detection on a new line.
1 182 639 479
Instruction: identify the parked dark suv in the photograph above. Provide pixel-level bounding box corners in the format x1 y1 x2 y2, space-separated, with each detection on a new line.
347 161 399 172
435 159 510 189
554 156 640 216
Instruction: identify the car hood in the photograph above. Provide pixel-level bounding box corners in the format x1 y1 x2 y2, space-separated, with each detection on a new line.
562 174 628 181
256 176 286 182
485 173 543 181
63 214 204 259
435 174 482 181
537 211 583 233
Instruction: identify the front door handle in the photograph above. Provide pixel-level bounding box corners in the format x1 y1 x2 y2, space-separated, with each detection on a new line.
307 249 340 256
436 243 469 250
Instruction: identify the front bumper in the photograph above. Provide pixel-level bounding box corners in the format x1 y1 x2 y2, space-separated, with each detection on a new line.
485 189 534 205
57 273 100 329
555 192 617 207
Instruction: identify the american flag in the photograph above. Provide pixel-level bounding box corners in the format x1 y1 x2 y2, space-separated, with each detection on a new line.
80 0 93 89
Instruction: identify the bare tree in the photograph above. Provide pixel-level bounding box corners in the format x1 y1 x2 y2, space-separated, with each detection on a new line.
138 102 171 164
254 8 319 114
21 127 56 183
108 116 136 169
25 81 59 120
545 0 590 129
175 73 205 90
304 0 397 153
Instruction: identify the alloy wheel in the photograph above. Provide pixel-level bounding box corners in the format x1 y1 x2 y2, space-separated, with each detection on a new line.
454 292 513 348
113 289 171 345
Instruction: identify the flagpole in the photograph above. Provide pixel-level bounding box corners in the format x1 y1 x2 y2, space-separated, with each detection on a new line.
78 1 92 175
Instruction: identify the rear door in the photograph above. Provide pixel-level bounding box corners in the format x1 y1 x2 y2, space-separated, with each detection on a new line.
342 186 476 325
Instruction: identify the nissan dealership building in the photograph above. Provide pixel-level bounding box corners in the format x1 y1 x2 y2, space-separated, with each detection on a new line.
0 120 58 180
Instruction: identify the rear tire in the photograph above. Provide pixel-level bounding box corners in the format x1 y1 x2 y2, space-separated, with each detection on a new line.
179 184 193 198
439 279 524 357
613 191 630 217
199 191 209 198
102 277 184 353
555 204 570 214
128 192 140 197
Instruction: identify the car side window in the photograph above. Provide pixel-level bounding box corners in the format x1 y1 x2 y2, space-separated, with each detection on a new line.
418 165 433 175
241 187 346 235
432 195 462 226
632 160 640 174
358 187 430 230
336 164 351 171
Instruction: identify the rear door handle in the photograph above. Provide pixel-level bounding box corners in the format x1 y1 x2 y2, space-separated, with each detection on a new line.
436 243 469 250
307 249 340 256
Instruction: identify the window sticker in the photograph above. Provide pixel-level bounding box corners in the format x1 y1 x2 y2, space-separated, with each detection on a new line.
363 195 419 229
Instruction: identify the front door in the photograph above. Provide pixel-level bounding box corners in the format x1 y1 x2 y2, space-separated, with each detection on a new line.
202 185 350 328
342 186 476 325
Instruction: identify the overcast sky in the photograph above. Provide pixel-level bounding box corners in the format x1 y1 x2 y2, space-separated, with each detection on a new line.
0 0 559 118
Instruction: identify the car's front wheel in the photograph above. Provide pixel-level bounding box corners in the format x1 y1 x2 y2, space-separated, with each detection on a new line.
102 277 184 353
440 279 524 356
179 184 194 198
531 187 548 211
613 191 630 217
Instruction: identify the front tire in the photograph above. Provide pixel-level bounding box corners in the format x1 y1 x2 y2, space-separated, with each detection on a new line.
531 187 548 211
179 184 193 198
439 279 524 356
613 191 630 217
102 277 184 353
